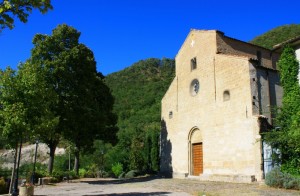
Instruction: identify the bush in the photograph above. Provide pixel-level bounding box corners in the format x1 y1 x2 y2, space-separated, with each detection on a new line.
68 170 79 180
265 167 300 190
79 168 87 178
265 167 284 187
282 173 300 189
50 170 65 181
0 168 11 179
111 162 123 177
79 165 99 178
35 169 48 182
0 177 7 194
118 171 125 179
53 154 70 172
49 177 60 183
102 171 112 178
281 161 300 177
86 164 98 178
125 170 139 178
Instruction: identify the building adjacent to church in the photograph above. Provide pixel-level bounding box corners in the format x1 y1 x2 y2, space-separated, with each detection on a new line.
160 30 283 182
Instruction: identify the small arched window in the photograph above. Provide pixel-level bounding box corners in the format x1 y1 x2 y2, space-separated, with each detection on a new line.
223 90 230 101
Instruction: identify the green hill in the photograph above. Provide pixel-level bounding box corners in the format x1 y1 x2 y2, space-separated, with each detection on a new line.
250 24 300 49
105 58 175 172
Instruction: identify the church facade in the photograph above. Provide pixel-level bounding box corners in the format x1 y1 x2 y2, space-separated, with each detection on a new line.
160 30 283 182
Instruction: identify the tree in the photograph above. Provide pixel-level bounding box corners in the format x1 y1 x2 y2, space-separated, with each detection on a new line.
265 46 300 175
0 62 59 176
29 24 117 174
17 61 59 174
0 0 52 31
60 52 117 174
0 67 27 146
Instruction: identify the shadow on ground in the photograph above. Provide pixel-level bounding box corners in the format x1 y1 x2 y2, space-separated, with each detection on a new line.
80 175 161 185
35 193 171 196
82 192 171 196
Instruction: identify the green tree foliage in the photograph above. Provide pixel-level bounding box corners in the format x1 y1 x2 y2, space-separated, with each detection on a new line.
105 58 175 172
0 64 49 189
4 24 113 174
0 0 52 31
0 63 46 146
17 61 59 174
29 24 117 174
0 63 60 175
0 24 117 175
265 46 300 175
0 67 28 146
250 24 300 49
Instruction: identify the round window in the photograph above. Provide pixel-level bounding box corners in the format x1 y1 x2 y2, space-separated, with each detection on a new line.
190 79 200 96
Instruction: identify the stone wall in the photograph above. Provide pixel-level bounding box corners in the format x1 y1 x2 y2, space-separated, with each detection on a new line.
216 32 280 70
161 29 282 182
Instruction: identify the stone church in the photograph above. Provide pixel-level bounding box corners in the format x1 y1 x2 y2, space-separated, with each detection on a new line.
160 29 283 182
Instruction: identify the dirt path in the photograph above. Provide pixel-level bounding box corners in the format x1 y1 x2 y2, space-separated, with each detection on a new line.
34 177 300 196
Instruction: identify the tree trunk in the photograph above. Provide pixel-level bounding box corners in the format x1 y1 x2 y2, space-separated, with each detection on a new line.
74 149 80 175
48 143 57 174
9 143 18 194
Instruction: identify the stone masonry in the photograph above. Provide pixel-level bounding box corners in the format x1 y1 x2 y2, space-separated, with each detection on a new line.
160 30 282 183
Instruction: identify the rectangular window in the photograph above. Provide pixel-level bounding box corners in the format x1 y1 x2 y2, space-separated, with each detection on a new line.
191 57 197 71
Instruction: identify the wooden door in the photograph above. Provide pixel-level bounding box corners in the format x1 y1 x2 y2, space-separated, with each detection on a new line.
192 143 203 175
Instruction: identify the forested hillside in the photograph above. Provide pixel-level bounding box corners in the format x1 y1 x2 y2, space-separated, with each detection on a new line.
105 58 175 172
250 24 300 49
104 24 300 173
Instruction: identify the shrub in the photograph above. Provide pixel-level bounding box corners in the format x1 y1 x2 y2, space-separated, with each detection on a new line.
111 162 123 177
49 177 60 183
86 164 98 178
125 170 139 178
102 171 111 178
53 154 70 172
79 168 87 178
282 173 300 189
265 167 300 190
0 177 7 194
50 170 64 181
35 169 48 182
67 170 79 180
0 167 11 179
265 167 284 188
281 161 300 177
79 166 98 178
118 171 125 179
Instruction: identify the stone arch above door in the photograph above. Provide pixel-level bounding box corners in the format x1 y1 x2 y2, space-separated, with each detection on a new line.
189 127 203 144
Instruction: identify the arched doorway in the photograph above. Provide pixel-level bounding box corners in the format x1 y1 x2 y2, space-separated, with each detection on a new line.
188 127 203 176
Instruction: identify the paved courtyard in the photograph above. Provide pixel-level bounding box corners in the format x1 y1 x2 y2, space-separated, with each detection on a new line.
34 177 300 196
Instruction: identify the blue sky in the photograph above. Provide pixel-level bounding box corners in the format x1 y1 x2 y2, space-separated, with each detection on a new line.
1 0 300 76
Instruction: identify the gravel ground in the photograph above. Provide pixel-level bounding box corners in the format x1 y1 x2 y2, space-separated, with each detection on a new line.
34 177 300 196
